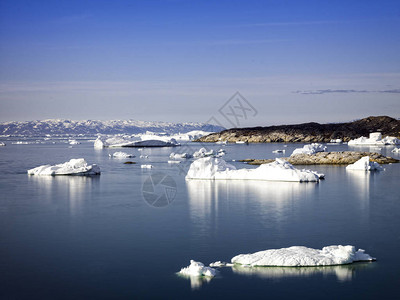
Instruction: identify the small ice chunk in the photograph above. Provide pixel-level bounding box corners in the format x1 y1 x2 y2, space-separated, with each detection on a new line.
346 156 384 171
69 139 80 145
0 142 6 146
170 152 192 159
193 147 215 158
140 155 149 158
209 261 228 267
272 149 285 154
168 160 181 164
391 148 400 153
291 143 327 156
27 158 100 176
179 260 217 277
141 164 153 169
231 245 375 267
109 151 135 158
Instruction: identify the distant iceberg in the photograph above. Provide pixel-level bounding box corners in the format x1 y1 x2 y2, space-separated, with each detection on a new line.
141 164 153 169
185 157 320 182
348 132 400 146
109 151 135 159
291 143 327 156
231 245 375 267
68 139 80 145
0 142 5 146
94 135 179 148
27 158 100 176
179 260 217 277
346 156 384 171
193 147 215 158
392 148 400 153
170 152 192 159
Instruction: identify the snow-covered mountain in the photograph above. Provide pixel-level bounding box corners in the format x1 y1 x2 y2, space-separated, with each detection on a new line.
0 119 225 136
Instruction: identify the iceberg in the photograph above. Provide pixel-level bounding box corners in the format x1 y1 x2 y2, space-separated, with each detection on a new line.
0 142 5 146
193 147 215 158
231 245 375 267
27 158 100 176
392 148 400 153
69 139 80 145
94 135 179 148
330 139 342 143
179 260 217 277
272 149 285 154
141 164 153 169
346 156 384 171
109 152 135 159
291 143 327 156
185 157 320 182
169 152 192 159
348 132 400 146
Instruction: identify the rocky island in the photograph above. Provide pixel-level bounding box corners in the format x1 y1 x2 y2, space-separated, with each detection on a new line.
196 116 400 143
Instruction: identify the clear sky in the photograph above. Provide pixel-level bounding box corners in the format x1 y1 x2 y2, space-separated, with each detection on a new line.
0 0 399 127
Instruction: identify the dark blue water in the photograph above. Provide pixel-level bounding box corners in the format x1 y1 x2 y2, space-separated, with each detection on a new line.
0 140 399 299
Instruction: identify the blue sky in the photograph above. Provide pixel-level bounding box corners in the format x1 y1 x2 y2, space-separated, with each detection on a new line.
0 0 399 126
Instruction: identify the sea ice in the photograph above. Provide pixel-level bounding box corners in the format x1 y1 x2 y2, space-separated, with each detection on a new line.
272 149 285 154
330 139 342 143
168 160 181 164
170 152 192 159
348 132 400 145
185 157 320 182
193 147 215 158
94 135 179 148
179 260 217 277
346 156 384 171
141 164 153 169
0 142 5 146
231 245 375 267
291 143 327 156
27 158 100 176
109 152 135 158
391 148 400 153
69 139 80 145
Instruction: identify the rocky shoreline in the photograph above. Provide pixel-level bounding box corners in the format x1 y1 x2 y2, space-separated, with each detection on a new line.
240 151 399 165
197 116 400 143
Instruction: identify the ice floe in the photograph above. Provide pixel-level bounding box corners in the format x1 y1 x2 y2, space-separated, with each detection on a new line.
27 158 100 176
0 142 5 146
330 138 342 143
346 156 384 171
109 152 135 159
168 160 181 164
141 164 153 169
272 149 285 154
170 152 192 159
94 135 179 148
391 148 400 153
291 143 327 156
185 157 320 182
179 260 217 277
193 147 215 158
348 132 400 146
68 139 80 145
231 245 375 267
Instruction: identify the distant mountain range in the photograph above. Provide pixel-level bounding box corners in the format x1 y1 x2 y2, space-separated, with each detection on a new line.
0 119 225 136
197 116 400 143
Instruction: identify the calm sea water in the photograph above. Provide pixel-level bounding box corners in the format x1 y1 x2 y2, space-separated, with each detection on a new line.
0 139 399 299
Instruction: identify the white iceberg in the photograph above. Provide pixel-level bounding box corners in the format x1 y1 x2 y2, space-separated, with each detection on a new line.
170 152 192 159
109 152 135 159
231 245 375 267
272 149 285 154
27 158 100 176
169 130 214 142
140 155 149 158
391 148 400 153
346 156 384 171
94 135 179 148
0 142 5 146
185 157 320 182
141 164 153 169
209 261 233 268
168 160 181 164
348 132 400 146
193 147 215 158
69 139 80 145
330 139 342 143
291 143 327 156
179 260 217 277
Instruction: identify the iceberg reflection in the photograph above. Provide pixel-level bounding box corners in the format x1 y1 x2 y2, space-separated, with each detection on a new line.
28 175 99 215
178 274 212 290
232 263 372 282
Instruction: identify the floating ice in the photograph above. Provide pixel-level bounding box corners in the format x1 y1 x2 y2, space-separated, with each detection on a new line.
391 148 400 153
236 141 247 144
94 135 179 148
109 152 135 159
0 142 5 146
346 156 384 171
27 158 100 176
179 260 217 277
272 149 285 154
348 132 400 146
140 155 149 158
209 261 233 268
168 160 181 164
185 157 320 182
193 147 215 158
291 143 327 156
69 139 80 145
170 152 192 159
141 164 153 169
330 139 342 143
231 245 375 267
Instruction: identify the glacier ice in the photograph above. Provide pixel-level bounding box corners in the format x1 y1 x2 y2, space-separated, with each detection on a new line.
27 158 100 176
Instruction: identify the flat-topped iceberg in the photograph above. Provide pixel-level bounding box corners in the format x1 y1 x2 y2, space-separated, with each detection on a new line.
179 260 217 277
348 132 400 146
94 135 179 148
170 152 192 159
109 151 135 158
291 143 327 156
185 157 320 182
231 245 375 267
28 158 100 176
346 156 384 171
